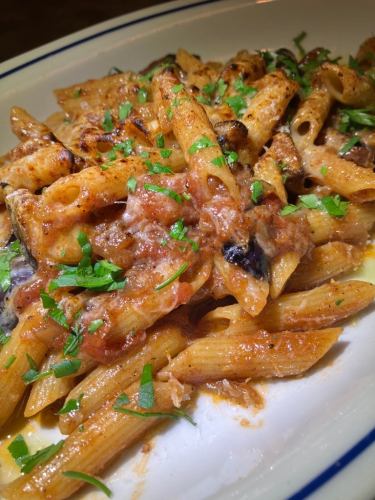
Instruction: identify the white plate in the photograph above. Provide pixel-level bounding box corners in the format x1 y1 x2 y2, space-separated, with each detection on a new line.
0 1 374 499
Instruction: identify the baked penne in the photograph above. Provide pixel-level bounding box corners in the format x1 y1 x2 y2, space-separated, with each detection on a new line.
269 251 300 298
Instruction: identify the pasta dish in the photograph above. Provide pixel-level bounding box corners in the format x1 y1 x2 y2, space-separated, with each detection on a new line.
0 32 374 498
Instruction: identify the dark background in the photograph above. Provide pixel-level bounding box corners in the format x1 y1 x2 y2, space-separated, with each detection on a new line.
1 0 173 63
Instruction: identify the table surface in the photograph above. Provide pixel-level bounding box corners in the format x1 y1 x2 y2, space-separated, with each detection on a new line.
1 0 173 63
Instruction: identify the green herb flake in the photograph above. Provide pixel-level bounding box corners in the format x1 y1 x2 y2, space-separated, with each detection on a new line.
21 440 64 474
321 195 349 217
338 108 375 133
339 136 361 155
4 354 16 369
144 184 183 204
127 176 137 193
335 299 344 306
63 323 84 357
22 367 51 385
293 31 307 58
188 136 216 154
251 180 264 204
137 87 148 103
57 393 84 415
145 160 173 175
156 134 165 148
320 165 328 176
0 328 10 347
139 363 154 409
299 194 322 210
160 148 172 159
114 139 134 157
211 155 226 167
8 435 29 466
155 263 189 291
102 110 114 133
72 88 82 98
225 95 247 117
348 55 364 76
202 82 217 96
0 240 22 293
139 151 150 159
118 102 132 121
234 77 257 97
88 319 104 334
280 204 300 216
172 83 184 93
166 107 173 120
196 95 211 105
169 220 199 252
217 78 228 98
224 150 239 166
62 471 112 498
52 359 81 378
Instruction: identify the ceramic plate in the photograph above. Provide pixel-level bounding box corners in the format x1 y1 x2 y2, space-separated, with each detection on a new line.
0 0 374 499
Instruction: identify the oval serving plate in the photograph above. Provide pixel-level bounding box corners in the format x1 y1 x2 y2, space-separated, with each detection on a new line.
0 1 374 499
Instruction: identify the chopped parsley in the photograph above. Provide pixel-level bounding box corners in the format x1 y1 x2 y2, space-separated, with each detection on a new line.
139 151 150 159
118 102 132 121
202 82 216 96
40 291 69 330
62 471 112 498
144 184 183 204
0 240 21 292
57 393 84 415
63 321 84 357
113 393 196 425
196 95 211 105
234 77 257 97
49 232 126 293
0 327 10 347
224 150 239 166
339 136 361 156
102 110 114 133
72 88 82 98
4 355 16 369
8 435 29 466
335 299 344 306
53 359 81 378
216 78 228 100
88 319 104 334
145 160 173 175
154 262 189 290
20 441 64 474
137 87 148 103
127 176 137 193
172 83 184 93
348 55 364 75
188 136 216 154
160 148 172 159
113 139 134 157
225 95 247 117
251 180 264 204
211 155 226 167
338 108 375 133
280 204 300 216
293 31 307 58
320 165 328 176
156 134 165 148
166 107 173 120
139 364 154 409
169 219 199 252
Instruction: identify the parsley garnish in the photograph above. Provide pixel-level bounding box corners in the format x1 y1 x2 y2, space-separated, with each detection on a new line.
196 95 211 105
72 88 82 98
225 95 247 117
234 77 257 97
348 55 364 76
320 165 328 176
169 219 199 252
49 232 126 292
280 204 299 216
63 321 84 357
127 176 137 193
40 291 69 330
172 83 184 93
0 327 10 347
216 79 228 100
139 151 150 159
338 108 375 133
4 355 16 369
102 110 114 133
8 435 29 466
0 240 21 292
118 102 132 121
339 136 361 155
188 136 215 154
88 319 104 334
156 134 165 148
224 150 238 166
137 87 148 103
114 139 134 157
113 393 196 425
211 155 226 167
335 299 344 306
144 184 183 204
160 148 172 158
251 180 263 204
139 364 154 409
202 82 216 96
57 393 84 415
62 471 112 498
20 441 64 474
145 160 173 175
166 107 173 120
53 358 81 378
155 263 189 290
293 31 307 58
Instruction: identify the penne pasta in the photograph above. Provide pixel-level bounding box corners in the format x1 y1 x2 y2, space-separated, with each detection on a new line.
269 251 300 298
158 328 341 384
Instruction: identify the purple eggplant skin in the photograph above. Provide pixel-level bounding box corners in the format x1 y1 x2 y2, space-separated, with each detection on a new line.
0 243 35 334
222 238 269 280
